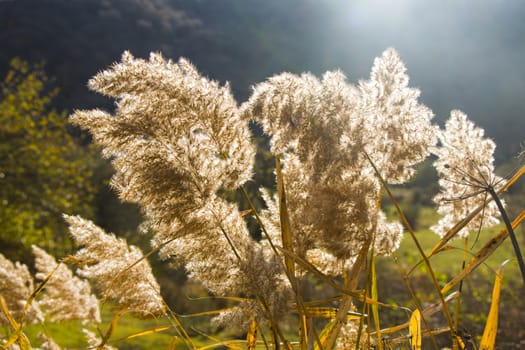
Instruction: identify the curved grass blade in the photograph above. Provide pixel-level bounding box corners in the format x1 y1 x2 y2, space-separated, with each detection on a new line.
441 210 524 295
18 261 60 327
98 308 128 349
370 254 383 349
276 155 309 350
409 309 421 350
0 295 19 331
453 239 469 350
160 297 196 349
389 253 439 350
275 155 295 282
429 164 525 257
0 295 32 350
313 320 336 350
374 292 459 336
167 336 180 350
277 246 387 306
384 327 452 347
479 259 510 350
112 325 171 342
325 241 372 350
185 295 248 303
176 308 237 318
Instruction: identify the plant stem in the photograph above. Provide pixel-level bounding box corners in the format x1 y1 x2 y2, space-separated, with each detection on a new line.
487 186 525 285
365 152 457 341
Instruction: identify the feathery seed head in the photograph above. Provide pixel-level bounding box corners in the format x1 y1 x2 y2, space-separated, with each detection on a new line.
360 48 437 184
83 329 118 350
32 245 100 323
373 211 404 255
246 51 422 259
65 215 165 317
0 254 42 325
67 48 452 330
38 333 61 350
431 110 502 238
71 51 255 243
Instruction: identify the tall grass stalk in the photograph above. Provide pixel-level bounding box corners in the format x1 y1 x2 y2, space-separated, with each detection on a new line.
365 152 458 341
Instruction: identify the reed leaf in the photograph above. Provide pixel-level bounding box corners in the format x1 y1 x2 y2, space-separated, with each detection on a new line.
303 306 365 320
275 155 296 281
0 295 32 350
390 253 440 350
17 333 32 350
370 254 383 349
164 302 196 349
486 186 525 284
113 326 171 342
452 239 469 350
167 337 180 350
275 155 310 350
409 309 421 350
277 246 387 306
479 259 510 350
323 242 371 350
441 210 524 295
1 330 20 350
99 308 128 349
374 291 459 336
313 319 336 350
0 330 32 350
302 296 346 307
247 319 257 350
177 308 237 318
0 295 19 331
384 327 452 347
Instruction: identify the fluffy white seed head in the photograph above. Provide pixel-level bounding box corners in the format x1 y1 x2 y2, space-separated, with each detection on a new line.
32 245 100 323
82 329 118 350
65 215 165 318
360 48 438 184
68 48 451 329
0 254 42 325
335 319 372 349
431 110 502 238
38 333 61 350
70 52 255 243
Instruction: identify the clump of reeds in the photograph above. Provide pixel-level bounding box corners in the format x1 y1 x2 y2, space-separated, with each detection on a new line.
1 49 524 350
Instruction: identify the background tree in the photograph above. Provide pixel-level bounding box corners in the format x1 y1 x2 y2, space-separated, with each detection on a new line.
0 58 96 262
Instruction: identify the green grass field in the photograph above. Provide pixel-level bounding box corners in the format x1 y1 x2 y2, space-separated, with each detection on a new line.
10 205 524 349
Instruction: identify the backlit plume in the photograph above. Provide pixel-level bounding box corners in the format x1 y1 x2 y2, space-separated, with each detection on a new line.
65 215 165 317
68 48 459 330
241 50 428 259
32 245 100 323
70 52 255 244
0 253 42 325
360 48 437 184
431 110 503 238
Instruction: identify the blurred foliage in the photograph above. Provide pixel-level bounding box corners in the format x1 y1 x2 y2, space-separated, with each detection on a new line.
0 58 96 262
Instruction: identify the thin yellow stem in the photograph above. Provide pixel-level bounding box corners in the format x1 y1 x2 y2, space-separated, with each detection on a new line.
365 152 457 342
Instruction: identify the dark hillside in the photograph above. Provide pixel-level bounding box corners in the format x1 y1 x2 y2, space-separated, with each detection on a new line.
1 0 524 156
